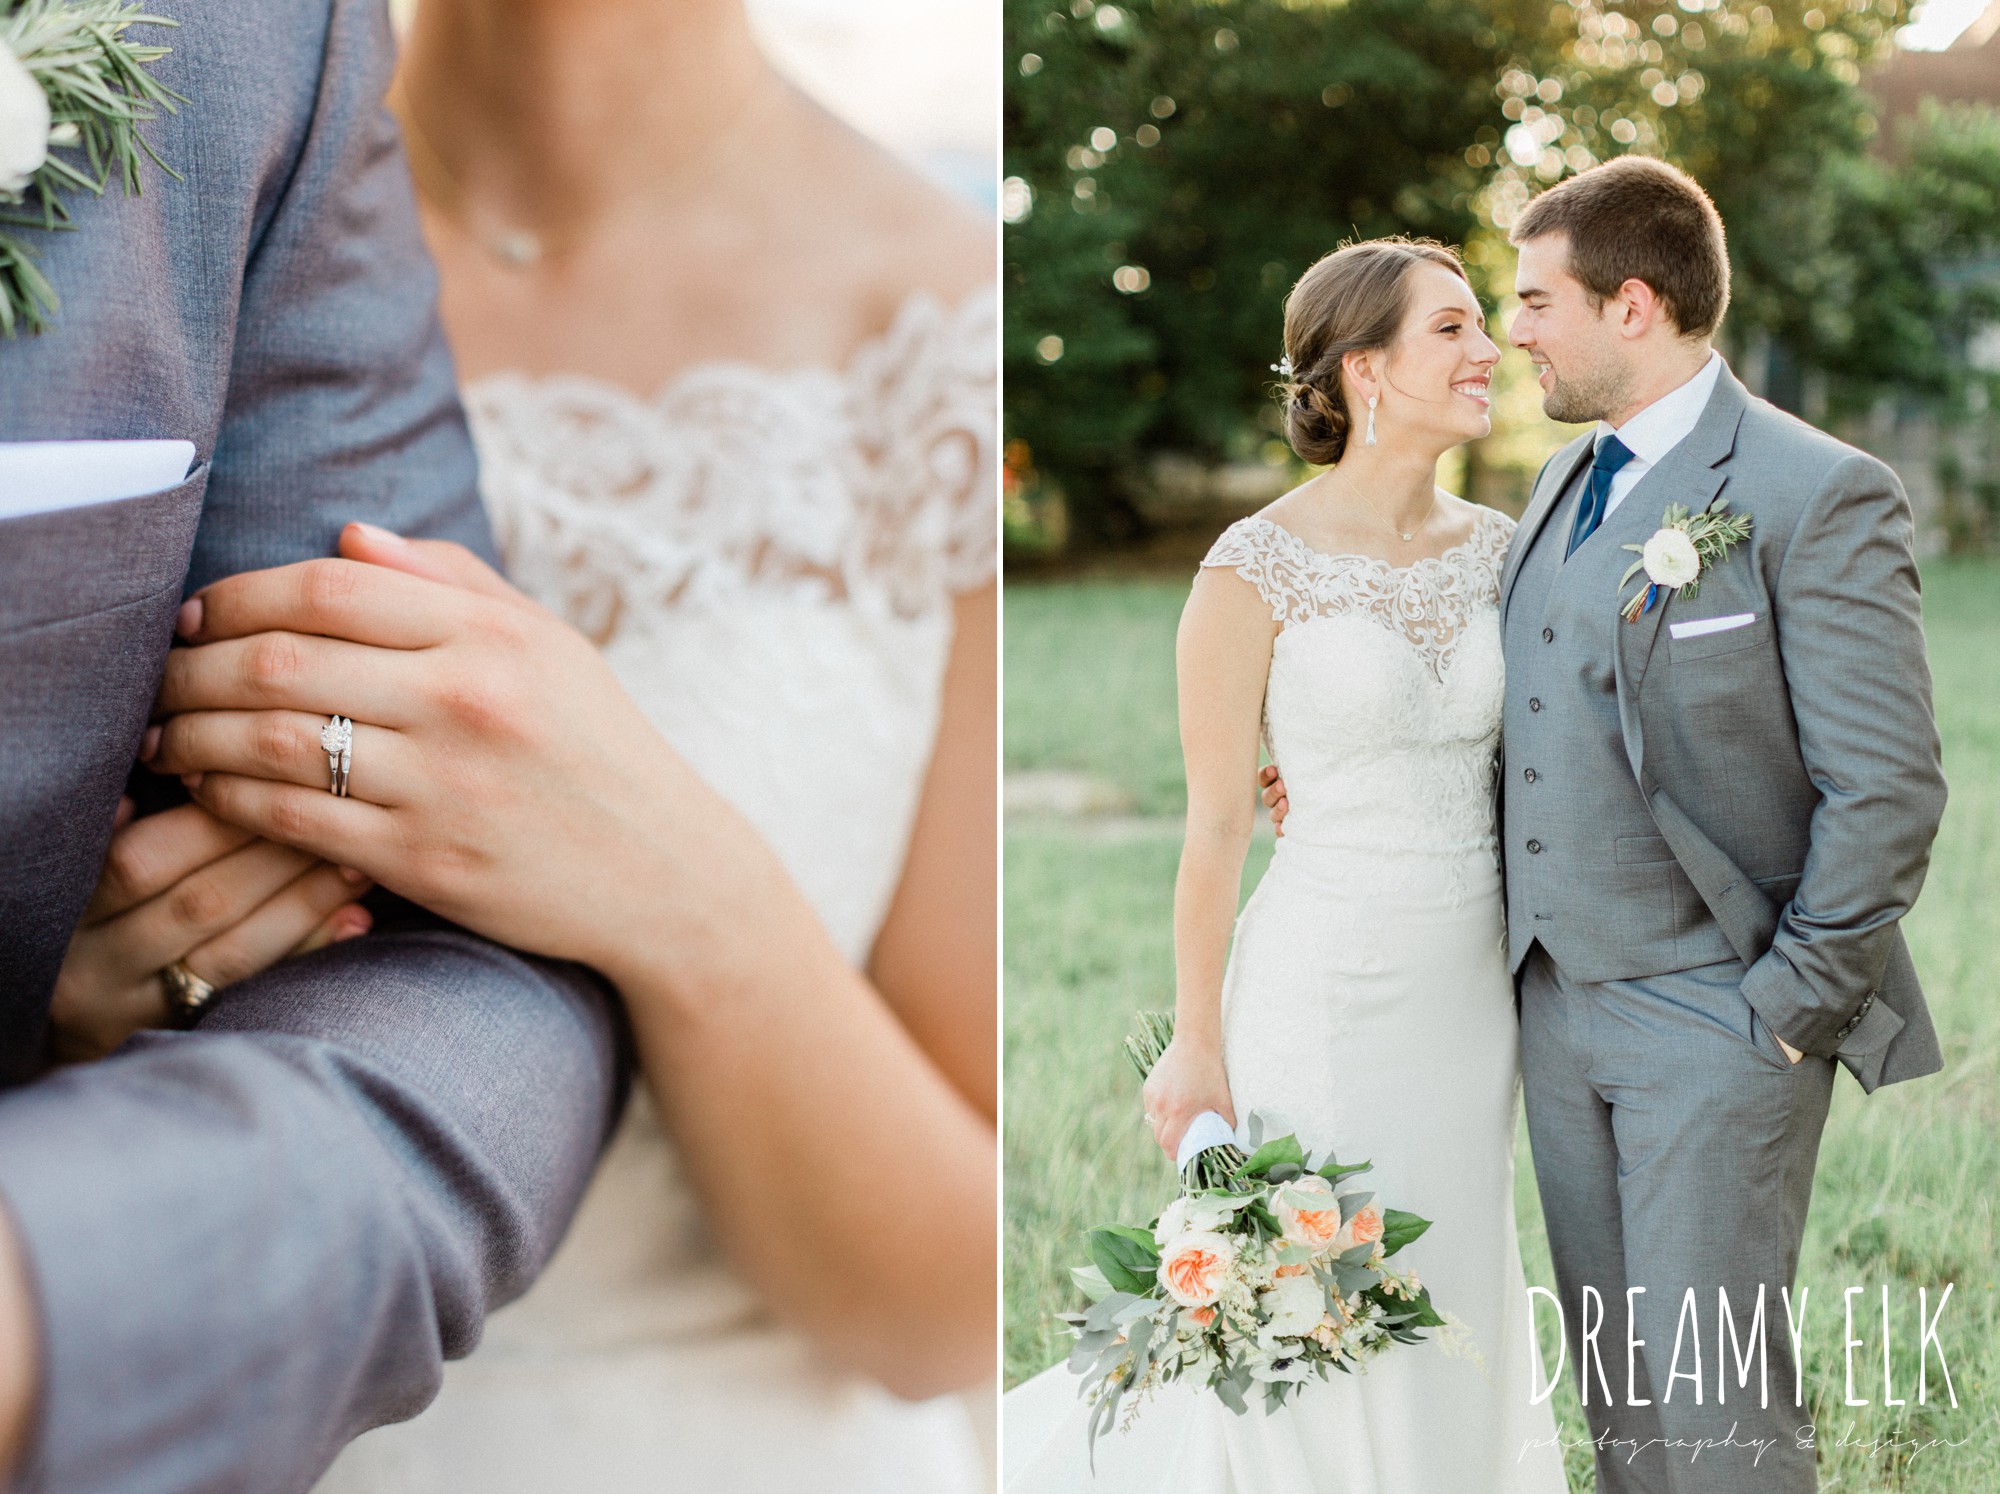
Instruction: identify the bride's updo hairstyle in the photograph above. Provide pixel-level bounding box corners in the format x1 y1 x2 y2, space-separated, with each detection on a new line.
1278 237 1469 466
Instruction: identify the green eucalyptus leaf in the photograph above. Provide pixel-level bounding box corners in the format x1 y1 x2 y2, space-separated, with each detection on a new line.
1087 1226 1161 1296
1377 1209 1432 1257
1237 1134 1305 1177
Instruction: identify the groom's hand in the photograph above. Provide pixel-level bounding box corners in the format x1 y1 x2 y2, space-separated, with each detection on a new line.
1777 1035 1804 1065
0 1210 36 1484
1258 764 1289 837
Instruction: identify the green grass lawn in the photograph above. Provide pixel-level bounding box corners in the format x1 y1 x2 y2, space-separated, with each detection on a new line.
1004 561 2000 1490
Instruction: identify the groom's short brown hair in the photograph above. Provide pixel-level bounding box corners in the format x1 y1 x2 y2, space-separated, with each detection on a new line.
1511 155 1730 338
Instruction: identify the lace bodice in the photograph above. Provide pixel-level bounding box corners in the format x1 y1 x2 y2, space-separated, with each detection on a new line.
467 287 995 963
316 289 996 1492
1201 508 1512 865
470 288 995 641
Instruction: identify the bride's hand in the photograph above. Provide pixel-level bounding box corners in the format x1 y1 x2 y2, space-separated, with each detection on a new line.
1140 1033 1236 1160
147 525 732 982
1259 763 1289 837
50 798 372 1061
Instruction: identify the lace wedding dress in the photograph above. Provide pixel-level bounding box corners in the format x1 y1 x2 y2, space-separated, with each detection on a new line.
1003 508 1567 1493
315 288 996 1494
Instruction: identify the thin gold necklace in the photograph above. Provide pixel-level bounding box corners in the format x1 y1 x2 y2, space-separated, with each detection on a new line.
1334 468 1436 543
389 80 575 268
387 73 773 270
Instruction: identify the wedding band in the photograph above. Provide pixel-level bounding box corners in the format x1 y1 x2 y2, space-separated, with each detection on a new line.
1143 1112 1156 1124
320 714 354 798
160 959 218 1030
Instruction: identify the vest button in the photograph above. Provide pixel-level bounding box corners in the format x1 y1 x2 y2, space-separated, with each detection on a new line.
1529 698 1542 712
1524 768 1538 783
1542 627 1554 643
1527 839 1543 854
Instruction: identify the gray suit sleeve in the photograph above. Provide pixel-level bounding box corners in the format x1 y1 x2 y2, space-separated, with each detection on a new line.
0 932 622 1493
1738 453 1949 1054
185 0 491 589
0 2 629 1489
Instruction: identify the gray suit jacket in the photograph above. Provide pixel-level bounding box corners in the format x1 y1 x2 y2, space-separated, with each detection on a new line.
0 5 624 1489
1501 362 1948 1093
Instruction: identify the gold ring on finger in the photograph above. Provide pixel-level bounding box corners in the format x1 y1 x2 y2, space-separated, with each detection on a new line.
160 959 218 1030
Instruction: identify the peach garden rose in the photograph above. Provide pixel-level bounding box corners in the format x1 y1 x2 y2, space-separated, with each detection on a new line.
1275 1174 1342 1251
1331 1202 1384 1255
1158 1230 1235 1308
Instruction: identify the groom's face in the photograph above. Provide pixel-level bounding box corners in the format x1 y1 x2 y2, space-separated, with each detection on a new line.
1508 234 1633 425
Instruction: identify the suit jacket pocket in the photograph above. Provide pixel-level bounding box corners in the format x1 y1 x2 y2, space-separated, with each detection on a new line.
1666 612 1774 664
0 463 208 638
1616 834 1676 865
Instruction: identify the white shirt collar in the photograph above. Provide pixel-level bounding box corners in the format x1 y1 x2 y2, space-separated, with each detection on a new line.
1596 349 1724 467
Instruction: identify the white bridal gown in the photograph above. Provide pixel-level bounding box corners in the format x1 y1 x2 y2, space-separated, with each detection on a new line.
316 289 996 1494
1004 509 1566 1493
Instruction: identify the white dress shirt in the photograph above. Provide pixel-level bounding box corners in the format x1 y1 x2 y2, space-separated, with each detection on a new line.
1596 349 1724 521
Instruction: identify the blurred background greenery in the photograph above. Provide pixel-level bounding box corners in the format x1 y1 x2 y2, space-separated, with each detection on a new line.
1003 0 2000 560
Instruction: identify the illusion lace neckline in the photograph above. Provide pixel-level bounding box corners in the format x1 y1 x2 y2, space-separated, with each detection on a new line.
461 285 995 406
1237 507 1503 577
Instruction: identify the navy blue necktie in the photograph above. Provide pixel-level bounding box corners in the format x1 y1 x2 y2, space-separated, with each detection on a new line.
1565 434 1635 559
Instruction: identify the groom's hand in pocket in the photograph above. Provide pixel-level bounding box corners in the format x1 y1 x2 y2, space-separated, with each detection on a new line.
1259 764 1289 837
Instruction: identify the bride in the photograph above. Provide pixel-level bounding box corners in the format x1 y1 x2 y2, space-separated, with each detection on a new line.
1004 238 1566 1491
47 0 995 1489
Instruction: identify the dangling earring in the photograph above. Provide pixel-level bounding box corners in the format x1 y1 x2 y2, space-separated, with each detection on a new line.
1365 396 1378 447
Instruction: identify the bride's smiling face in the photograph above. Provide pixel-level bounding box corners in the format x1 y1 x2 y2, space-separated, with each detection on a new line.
1352 265 1500 451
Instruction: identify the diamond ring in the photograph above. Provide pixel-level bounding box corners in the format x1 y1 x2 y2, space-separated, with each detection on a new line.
320 714 354 798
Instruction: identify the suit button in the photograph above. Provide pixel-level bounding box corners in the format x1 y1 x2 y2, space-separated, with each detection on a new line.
1526 839 1543 854
1542 627 1554 643
1529 698 1542 712
1524 768 1538 783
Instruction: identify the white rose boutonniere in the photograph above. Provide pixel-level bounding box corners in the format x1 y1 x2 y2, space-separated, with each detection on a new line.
1618 496 1754 623
0 2 183 337
0 40 50 195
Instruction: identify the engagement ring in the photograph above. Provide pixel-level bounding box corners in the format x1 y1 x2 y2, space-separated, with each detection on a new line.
160 959 218 1029
321 714 353 798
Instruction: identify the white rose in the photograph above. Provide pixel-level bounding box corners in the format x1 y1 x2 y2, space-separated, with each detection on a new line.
1257 1271 1325 1339
1156 1192 1237 1245
0 42 50 198
1641 527 1701 589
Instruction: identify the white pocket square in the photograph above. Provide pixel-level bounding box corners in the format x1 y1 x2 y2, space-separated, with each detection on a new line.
0 439 195 521
1669 612 1757 640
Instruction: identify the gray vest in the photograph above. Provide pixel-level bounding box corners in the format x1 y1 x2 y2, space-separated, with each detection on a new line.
1501 456 1737 981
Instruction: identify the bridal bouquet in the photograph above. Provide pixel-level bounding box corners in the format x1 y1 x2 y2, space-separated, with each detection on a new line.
1057 1012 1445 1455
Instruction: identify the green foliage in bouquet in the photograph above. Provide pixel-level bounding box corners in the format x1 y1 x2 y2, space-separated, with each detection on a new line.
0 1 182 335
1057 1011 1449 1458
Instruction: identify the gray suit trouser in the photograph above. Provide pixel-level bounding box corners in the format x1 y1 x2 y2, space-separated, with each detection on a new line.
1520 945 1835 1494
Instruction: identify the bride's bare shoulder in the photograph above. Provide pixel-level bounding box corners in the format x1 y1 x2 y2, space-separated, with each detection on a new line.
1435 491 1516 541
786 94 992 314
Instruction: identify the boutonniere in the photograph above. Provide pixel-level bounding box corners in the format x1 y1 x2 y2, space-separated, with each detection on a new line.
0 2 182 337
1617 497 1753 623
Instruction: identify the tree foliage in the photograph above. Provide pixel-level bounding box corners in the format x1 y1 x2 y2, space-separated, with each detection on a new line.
1006 0 2000 548
1005 0 1535 539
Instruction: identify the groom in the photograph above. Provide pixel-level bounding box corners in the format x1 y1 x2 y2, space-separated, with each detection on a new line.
0 4 623 1490
1499 156 1944 1493
1267 156 1946 1492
